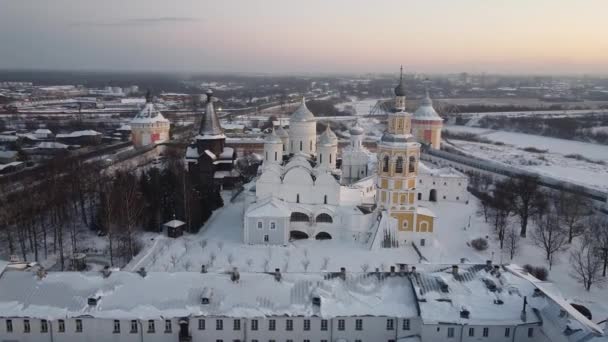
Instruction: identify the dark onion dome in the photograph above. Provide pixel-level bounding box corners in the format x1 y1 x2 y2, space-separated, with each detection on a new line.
413 92 443 121
349 120 365 135
198 89 225 137
290 97 315 122
394 66 406 97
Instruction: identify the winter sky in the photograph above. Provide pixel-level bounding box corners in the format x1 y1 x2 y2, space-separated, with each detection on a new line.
0 0 607 74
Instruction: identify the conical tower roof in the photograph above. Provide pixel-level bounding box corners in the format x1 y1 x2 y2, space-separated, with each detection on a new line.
319 124 338 146
414 91 442 122
198 89 225 138
264 127 282 144
131 90 168 124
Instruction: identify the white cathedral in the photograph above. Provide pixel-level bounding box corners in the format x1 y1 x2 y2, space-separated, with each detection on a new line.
244 69 468 246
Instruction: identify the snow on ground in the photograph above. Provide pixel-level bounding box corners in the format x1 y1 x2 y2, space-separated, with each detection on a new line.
444 125 608 191
127 190 608 322
335 98 380 116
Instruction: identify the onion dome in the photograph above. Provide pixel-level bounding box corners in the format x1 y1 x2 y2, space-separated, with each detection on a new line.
319 125 338 146
413 92 443 121
264 128 282 144
394 65 406 97
275 125 289 138
349 120 365 136
290 97 315 122
131 90 168 124
198 89 225 137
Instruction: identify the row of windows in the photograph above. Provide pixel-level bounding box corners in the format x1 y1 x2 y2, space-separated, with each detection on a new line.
290 140 314 152
382 156 416 174
294 194 329 205
5 318 410 334
443 326 534 338
419 179 463 187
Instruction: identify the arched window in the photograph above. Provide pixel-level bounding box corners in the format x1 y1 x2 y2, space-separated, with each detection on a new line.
402 220 408 230
290 212 309 222
329 154 332 164
420 221 429 232
395 157 404 173
316 213 333 223
300 141 303 151
383 155 389 172
409 156 416 173
324 195 328 204
296 194 300 203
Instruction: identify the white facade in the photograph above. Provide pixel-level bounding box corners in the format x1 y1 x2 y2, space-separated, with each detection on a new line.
341 121 371 185
417 162 469 203
288 98 317 156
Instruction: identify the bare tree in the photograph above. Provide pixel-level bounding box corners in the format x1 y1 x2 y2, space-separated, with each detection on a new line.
570 233 605 291
552 191 591 243
508 175 546 237
505 225 520 260
532 213 568 269
589 215 608 277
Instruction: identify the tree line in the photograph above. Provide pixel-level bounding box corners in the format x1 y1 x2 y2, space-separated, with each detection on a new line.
470 172 608 291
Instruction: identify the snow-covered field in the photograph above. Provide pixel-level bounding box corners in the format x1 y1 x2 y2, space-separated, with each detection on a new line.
335 98 380 116
444 125 608 191
126 190 608 322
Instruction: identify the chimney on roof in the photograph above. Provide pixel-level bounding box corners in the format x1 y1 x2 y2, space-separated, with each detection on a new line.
460 308 470 319
521 296 528 322
486 260 492 269
340 267 346 280
452 265 459 276
411 266 417 274
201 265 207 273
231 267 240 283
274 268 281 282
137 267 147 278
390 266 396 274
201 287 212 305
88 297 100 306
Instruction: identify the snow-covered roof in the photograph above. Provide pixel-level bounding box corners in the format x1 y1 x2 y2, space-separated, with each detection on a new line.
131 102 169 124
0 271 417 320
117 124 131 131
163 220 185 228
416 206 436 218
0 161 24 171
413 93 443 122
34 128 52 134
186 145 199 159
35 141 69 149
418 162 465 178
290 97 315 122
246 196 291 218
56 130 102 138
414 264 541 325
219 147 235 159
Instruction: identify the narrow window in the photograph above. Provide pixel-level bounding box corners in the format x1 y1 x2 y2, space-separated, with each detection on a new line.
130 320 137 333
286 319 293 331
268 319 276 331
58 320 65 333
300 141 303 151
409 156 416 173
76 319 83 333
264 234 269 242
274 151 277 161
447 327 454 338
41 320 48 333
338 319 345 331
149 320 156 333
196 319 204 330
395 157 404 173
24 319 30 333
113 320 120 333
386 318 394 330
270 222 276 230
310 140 312 150
383 155 389 172
320 319 328 331
505 327 510 337
528 327 534 337
265 151 268 161
402 319 410 330
165 320 172 333
296 194 300 203
324 195 327 204
215 319 223 331
233 319 240 331
319 154 322 163
251 319 258 331
355 319 363 331
329 154 332 163
483 327 489 337
257 221 262 229
5 319 12 333
468 327 475 336
303 319 310 331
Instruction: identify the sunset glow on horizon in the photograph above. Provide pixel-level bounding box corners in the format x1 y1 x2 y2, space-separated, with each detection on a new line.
1 0 607 74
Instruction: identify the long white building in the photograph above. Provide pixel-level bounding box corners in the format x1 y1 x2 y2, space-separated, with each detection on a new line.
0 261 605 342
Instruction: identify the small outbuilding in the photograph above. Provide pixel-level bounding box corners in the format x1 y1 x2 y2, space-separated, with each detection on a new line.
164 219 186 238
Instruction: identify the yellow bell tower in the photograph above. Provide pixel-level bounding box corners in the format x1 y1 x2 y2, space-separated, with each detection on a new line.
376 67 435 240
